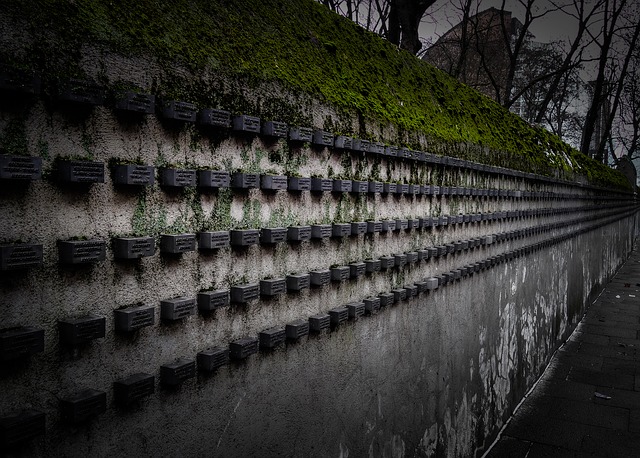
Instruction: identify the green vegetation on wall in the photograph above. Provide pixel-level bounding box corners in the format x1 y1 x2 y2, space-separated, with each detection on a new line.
0 0 629 189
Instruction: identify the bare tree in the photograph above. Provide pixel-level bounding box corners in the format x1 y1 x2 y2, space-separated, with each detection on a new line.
316 0 438 54
614 48 640 160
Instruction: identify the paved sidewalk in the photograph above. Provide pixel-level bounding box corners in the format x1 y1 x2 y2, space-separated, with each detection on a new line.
487 247 640 458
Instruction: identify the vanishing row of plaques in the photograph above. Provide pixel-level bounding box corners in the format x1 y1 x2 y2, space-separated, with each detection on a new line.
3 203 631 366
0 66 632 197
2 207 635 449
0 155 632 204
0 203 621 271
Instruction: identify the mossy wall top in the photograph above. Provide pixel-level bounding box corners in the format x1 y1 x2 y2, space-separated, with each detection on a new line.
0 0 628 189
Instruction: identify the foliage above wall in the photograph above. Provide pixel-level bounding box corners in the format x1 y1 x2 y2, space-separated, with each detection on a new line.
0 0 630 189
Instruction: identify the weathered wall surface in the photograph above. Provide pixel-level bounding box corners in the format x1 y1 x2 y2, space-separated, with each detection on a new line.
0 13 638 454
1 86 637 457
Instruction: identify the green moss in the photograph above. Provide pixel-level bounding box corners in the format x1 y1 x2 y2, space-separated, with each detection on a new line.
0 117 28 156
207 188 235 230
239 198 262 229
1 0 629 189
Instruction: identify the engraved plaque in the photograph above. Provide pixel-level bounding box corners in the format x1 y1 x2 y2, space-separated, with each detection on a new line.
262 120 288 137
288 226 312 242
59 316 105 345
329 307 348 326
230 229 259 247
58 240 105 264
198 231 230 250
60 389 106 424
197 108 231 128
259 328 286 349
114 373 155 406
231 173 259 189
0 244 42 270
286 273 310 291
113 237 155 259
0 327 44 361
197 348 229 372
159 100 196 122
160 234 196 254
347 302 365 319
115 92 154 113
160 168 196 187
112 164 154 186
288 177 311 191
330 266 350 282
260 278 286 296
289 126 313 142
161 359 196 385
230 283 260 303
309 270 331 286
0 155 42 180
198 170 230 189
229 337 259 360
197 290 230 311
58 160 105 183
160 297 196 321
363 297 381 315
260 228 287 244
261 175 288 190
309 314 330 332
114 305 155 332
232 115 260 133
286 320 309 340
0 409 45 447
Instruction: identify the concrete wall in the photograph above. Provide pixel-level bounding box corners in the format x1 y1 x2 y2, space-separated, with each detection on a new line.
1 50 639 456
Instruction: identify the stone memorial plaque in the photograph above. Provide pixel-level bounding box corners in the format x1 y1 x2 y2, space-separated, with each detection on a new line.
115 92 155 113
230 229 259 247
368 181 383 193
260 278 286 296
347 302 365 319
58 79 105 105
58 160 105 183
113 237 155 259
286 320 309 340
59 315 105 345
349 262 366 278
383 183 397 194
259 327 286 349
379 256 395 270
367 221 382 233
289 126 313 142
330 266 350 282
392 288 407 302
0 244 42 270
58 240 105 264
310 177 333 192
332 223 351 237
198 231 230 250
312 130 334 146
231 172 259 189
197 348 229 372
112 164 154 186
60 389 106 424
260 228 288 244
113 373 155 406
232 115 260 133
351 180 368 193
310 225 332 239
364 259 381 273
363 297 381 315
0 155 42 180
160 297 196 321
381 220 396 232
161 359 196 385
230 283 260 303
309 314 330 332
198 170 230 189
229 337 259 360
197 289 230 312
160 234 196 254
288 177 311 191
197 108 231 128
260 175 288 190
160 168 196 187
261 120 288 137
288 226 312 242
286 273 310 291
334 135 352 149
351 222 367 235
309 270 331 286
329 307 348 326
332 179 352 193
159 100 197 122
114 305 155 332
0 326 44 361
378 292 394 307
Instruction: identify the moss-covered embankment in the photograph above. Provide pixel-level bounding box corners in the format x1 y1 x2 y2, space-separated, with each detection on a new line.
0 0 629 189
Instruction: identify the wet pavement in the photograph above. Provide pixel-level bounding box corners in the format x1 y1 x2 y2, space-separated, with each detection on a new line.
487 246 640 457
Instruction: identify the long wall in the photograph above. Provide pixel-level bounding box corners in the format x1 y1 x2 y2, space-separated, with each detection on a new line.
1 71 638 457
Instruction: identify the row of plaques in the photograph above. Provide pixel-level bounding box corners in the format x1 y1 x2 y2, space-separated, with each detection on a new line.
0 202 625 271
0 66 631 198
5 205 630 448
0 155 627 204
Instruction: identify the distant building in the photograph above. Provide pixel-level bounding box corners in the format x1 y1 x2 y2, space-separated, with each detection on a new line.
423 7 522 104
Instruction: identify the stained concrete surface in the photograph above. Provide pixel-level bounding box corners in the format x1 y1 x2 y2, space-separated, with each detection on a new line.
487 242 640 458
